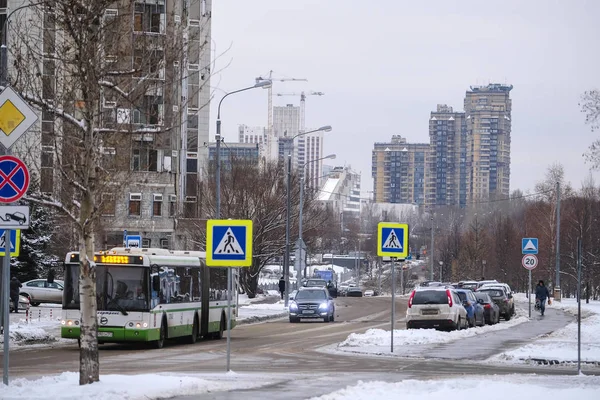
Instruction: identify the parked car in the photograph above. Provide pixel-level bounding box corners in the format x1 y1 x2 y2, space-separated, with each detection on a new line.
458 281 479 291
364 289 374 297
303 278 327 288
20 279 64 306
478 283 515 316
477 288 512 320
338 285 349 296
9 295 30 312
455 289 485 327
474 292 500 324
289 287 335 323
346 287 363 297
476 280 499 289
406 287 468 331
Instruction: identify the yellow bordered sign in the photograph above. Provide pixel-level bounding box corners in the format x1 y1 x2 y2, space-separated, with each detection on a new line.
206 219 253 267
0 229 21 257
377 222 408 258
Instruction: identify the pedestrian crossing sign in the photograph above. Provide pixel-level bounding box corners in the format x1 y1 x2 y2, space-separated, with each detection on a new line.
206 219 253 267
0 229 20 256
377 222 408 258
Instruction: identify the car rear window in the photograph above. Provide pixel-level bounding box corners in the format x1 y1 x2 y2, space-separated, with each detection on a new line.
306 280 327 287
480 289 504 297
412 290 448 305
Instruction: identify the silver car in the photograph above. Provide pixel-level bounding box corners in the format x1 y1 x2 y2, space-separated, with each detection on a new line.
20 279 64 306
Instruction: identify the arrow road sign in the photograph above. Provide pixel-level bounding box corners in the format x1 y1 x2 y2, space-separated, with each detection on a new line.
0 205 29 229
377 222 409 259
206 219 253 267
522 238 538 254
0 155 30 203
0 229 20 256
522 254 538 270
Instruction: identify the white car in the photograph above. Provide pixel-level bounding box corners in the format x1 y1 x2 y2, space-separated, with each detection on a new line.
406 287 468 330
364 289 374 297
20 279 64 306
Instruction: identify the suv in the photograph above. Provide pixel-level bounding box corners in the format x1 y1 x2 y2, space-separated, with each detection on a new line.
478 283 515 316
406 287 467 331
289 287 335 323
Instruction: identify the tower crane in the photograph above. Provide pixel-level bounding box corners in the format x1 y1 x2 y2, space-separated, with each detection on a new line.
255 70 307 137
275 91 324 131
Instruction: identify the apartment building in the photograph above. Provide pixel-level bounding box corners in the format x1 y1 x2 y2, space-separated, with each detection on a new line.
464 84 513 203
2 1 213 250
372 135 428 205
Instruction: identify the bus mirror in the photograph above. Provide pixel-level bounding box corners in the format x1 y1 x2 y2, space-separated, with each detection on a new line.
152 276 160 292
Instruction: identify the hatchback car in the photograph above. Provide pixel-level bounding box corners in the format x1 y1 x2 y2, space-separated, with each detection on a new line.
289 287 335 323
477 288 511 320
20 279 64 306
406 287 468 330
474 292 500 324
364 289 374 297
479 283 515 316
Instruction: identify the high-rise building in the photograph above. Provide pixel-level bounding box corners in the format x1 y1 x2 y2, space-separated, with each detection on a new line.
372 136 428 204
464 84 513 203
208 142 260 170
302 130 324 189
426 104 467 208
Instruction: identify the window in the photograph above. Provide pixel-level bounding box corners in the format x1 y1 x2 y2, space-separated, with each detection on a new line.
142 238 151 248
160 238 169 249
131 143 158 171
134 2 165 34
169 194 176 217
153 194 163 216
129 193 142 216
101 193 116 216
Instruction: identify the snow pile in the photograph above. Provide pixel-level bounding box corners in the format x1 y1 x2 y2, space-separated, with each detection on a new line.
0 372 272 400
240 301 287 311
0 322 56 345
339 314 528 349
494 301 600 364
310 375 600 400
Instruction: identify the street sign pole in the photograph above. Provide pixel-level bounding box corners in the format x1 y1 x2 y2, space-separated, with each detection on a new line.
226 266 232 372
391 257 395 353
528 269 532 319
3 229 10 385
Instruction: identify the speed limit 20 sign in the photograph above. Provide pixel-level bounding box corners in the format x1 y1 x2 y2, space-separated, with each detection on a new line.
522 254 538 270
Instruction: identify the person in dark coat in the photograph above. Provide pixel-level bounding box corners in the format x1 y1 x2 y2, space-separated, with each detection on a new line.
10 276 22 313
47 268 55 284
535 280 550 316
278 275 285 300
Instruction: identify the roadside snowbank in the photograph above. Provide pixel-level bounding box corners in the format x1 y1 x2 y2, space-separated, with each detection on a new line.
310 375 600 400
0 372 273 400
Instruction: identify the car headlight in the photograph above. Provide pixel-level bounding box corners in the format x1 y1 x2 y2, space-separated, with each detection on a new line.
319 303 328 310
289 302 298 310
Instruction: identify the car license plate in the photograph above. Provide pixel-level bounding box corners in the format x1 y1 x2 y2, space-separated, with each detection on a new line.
422 309 438 315
98 332 113 338
302 310 314 314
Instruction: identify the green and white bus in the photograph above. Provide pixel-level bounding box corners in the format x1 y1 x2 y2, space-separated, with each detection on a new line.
61 247 236 348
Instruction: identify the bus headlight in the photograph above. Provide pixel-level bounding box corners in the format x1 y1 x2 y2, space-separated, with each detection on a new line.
142 322 148 328
61 320 66 325
136 323 141 328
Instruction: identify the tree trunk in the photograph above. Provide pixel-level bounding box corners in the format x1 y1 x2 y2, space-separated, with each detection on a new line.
79 192 99 385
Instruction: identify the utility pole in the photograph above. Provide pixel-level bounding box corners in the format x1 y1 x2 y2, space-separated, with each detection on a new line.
430 215 434 281
284 153 292 307
555 181 561 301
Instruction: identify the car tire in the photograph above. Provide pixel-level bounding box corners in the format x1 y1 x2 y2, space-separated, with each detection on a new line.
289 316 299 323
30 302 40 307
504 312 511 321
155 319 167 349
456 317 462 331
330 313 335 322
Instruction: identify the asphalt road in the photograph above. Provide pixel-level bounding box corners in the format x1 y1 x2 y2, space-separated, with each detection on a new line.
1 296 596 399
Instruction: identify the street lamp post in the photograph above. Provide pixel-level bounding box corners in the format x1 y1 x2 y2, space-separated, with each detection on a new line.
214 79 271 373
298 153 336 278
283 126 332 307
439 261 444 282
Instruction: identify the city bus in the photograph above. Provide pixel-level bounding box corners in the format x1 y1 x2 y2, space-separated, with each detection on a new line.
61 247 236 348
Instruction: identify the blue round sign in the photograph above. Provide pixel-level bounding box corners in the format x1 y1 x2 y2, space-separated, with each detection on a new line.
0 155 30 203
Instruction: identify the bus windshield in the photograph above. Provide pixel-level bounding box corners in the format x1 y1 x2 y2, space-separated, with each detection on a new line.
64 264 150 312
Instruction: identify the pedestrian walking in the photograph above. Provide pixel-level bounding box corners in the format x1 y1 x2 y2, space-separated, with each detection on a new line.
10 276 22 313
278 275 285 300
535 280 550 316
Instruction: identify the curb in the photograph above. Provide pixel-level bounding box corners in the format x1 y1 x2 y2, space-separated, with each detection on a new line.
237 312 288 325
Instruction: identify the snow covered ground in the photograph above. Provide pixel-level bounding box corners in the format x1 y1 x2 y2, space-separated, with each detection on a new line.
0 372 277 400
491 297 600 365
310 375 600 400
336 306 529 355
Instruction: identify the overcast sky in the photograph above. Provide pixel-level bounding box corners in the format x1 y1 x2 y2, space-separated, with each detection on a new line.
209 0 600 195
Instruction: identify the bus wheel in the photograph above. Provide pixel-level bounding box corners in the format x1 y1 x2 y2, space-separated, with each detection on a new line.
155 319 167 349
188 316 199 344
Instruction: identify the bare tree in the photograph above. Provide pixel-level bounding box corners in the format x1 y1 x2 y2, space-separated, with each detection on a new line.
580 89 600 168
4 1 210 384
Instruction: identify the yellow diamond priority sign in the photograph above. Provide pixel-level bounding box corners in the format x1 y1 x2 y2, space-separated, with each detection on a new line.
0 87 38 149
